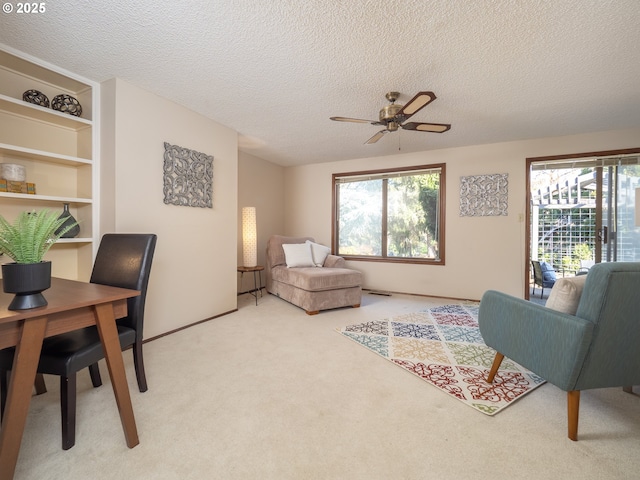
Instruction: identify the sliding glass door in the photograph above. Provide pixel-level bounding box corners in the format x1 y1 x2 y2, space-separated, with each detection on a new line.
529 153 640 287
601 162 640 262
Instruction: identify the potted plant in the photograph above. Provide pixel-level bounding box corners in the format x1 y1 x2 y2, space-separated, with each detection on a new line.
0 209 78 310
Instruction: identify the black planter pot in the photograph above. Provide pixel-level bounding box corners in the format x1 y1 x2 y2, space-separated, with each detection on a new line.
2 261 52 310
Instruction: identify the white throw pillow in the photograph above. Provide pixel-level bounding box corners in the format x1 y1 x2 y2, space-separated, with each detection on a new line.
282 243 315 268
545 275 587 315
306 240 331 267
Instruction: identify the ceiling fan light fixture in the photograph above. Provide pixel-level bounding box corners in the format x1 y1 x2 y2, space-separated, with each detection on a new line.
379 104 403 122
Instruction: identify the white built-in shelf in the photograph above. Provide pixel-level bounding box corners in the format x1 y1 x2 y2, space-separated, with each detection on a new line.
0 49 90 94
1 44 99 280
56 238 93 244
0 192 92 205
0 143 92 166
0 93 92 130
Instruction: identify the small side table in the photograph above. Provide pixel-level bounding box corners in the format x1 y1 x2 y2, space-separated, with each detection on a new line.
237 266 264 306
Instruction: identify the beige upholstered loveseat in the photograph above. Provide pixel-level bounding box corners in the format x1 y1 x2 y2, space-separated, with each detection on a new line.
266 235 362 315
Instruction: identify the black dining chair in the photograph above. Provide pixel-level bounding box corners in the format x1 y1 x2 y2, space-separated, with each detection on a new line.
0 233 157 450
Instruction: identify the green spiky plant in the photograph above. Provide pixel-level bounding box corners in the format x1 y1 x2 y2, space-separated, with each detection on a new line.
0 210 79 264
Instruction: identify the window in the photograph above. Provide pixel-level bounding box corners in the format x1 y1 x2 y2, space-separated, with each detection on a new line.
332 164 445 264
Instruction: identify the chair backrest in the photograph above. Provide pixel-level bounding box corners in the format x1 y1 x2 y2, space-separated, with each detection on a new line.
531 260 543 285
573 262 640 389
90 234 157 334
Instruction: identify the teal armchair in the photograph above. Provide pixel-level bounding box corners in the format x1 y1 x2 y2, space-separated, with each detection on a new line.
478 262 640 441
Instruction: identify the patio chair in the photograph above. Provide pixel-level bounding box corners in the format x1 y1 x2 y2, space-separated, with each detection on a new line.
531 260 556 298
577 259 595 275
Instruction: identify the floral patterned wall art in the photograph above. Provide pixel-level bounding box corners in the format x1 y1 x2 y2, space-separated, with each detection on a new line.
459 173 508 217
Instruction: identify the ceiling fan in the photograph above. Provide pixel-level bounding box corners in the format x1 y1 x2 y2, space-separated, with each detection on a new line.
330 91 451 144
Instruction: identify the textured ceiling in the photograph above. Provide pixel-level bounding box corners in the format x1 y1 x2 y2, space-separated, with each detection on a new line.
1 0 639 167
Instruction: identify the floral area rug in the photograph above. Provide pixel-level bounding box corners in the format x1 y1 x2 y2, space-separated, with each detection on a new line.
337 303 545 415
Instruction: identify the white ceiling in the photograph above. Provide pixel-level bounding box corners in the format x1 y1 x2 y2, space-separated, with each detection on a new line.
1 0 639 167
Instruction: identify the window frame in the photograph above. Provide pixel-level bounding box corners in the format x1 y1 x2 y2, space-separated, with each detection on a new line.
331 163 446 265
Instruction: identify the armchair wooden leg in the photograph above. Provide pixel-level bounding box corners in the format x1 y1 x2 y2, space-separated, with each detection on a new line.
487 352 504 383
623 386 633 394
567 390 580 441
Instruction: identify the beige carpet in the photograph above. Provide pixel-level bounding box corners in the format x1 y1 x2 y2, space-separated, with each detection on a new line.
11 292 640 479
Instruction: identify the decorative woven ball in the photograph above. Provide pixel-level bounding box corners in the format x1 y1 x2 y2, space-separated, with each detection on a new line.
22 89 50 108
51 94 82 117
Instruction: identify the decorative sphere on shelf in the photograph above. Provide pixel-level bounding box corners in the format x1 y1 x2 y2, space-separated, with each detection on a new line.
51 94 82 117
22 89 50 108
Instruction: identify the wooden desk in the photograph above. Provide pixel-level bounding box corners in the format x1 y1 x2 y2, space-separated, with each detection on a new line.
0 278 141 480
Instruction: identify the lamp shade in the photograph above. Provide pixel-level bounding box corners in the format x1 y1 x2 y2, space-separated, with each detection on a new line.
636 188 640 227
242 207 257 267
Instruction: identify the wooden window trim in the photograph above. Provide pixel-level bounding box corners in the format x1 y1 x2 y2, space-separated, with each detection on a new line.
332 163 446 266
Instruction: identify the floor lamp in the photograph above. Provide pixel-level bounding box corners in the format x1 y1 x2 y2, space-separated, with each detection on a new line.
242 207 257 267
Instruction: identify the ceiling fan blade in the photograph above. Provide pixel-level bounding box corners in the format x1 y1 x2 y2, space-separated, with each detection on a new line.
402 122 451 133
365 130 388 144
330 116 377 124
397 91 436 120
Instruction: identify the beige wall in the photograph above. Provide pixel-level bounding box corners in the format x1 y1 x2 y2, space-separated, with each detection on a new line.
283 127 640 301
237 151 285 291
101 78 238 338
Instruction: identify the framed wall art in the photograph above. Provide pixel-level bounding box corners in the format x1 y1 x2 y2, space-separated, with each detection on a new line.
163 142 213 208
459 173 508 217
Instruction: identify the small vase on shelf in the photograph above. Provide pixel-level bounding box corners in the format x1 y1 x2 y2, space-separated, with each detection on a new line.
56 203 80 238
